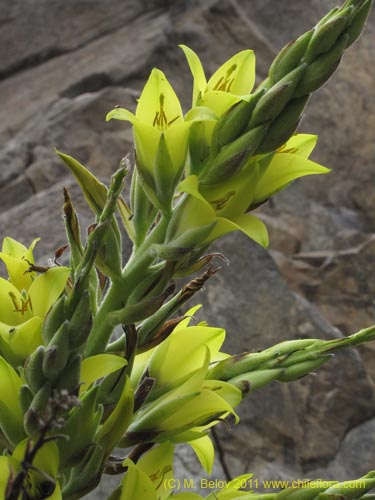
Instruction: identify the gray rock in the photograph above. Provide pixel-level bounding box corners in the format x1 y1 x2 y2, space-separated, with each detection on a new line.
190 233 374 480
309 418 375 480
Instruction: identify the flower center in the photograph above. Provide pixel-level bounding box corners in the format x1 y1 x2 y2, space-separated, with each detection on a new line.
213 64 237 92
9 290 33 316
152 93 179 131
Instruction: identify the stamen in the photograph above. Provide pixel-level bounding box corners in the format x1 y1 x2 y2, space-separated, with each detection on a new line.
213 64 237 92
152 93 179 131
210 191 236 211
213 76 224 91
152 111 160 127
8 291 19 311
168 115 179 126
8 291 33 315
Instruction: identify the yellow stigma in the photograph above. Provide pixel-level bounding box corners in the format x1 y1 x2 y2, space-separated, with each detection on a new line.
152 93 179 131
213 64 237 92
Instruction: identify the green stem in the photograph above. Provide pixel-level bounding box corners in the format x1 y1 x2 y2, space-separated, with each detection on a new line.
84 216 170 356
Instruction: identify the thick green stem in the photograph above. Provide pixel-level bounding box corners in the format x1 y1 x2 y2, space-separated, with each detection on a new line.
84 216 170 356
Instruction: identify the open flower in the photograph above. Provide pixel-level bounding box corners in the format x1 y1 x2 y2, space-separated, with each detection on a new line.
167 134 329 249
0 238 70 365
123 311 241 447
106 69 191 210
180 44 256 117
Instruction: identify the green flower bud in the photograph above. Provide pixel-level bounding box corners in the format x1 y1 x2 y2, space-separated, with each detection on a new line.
25 346 46 392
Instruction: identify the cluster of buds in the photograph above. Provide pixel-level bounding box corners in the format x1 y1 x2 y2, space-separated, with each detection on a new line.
0 0 373 499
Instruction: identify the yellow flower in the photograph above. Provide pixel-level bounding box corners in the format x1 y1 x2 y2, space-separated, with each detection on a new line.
0 238 70 365
168 134 329 249
123 311 241 445
106 69 191 210
0 237 39 292
180 44 256 116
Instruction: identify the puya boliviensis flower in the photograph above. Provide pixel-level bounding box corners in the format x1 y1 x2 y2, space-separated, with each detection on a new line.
0 237 70 366
166 133 328 251
121 309 241 455
180 44 256 118
180 44 256 177
106 69 195 213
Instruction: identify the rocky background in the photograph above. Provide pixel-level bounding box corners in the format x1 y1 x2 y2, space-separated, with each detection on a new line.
0 0 374 497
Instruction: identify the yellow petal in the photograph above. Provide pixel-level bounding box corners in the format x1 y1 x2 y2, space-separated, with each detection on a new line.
281 133 318 158
210 214 269 248
0 317 43 366
106 107 137 124
203 380 242 411
136 68 183 126
175 305 202 329
133 121 160 174
164 121 191 171
170 176 216 238
179 45 207 106
199 159 262 219
188 435 214 475
0 237 39 291
137 442 174 500
120 459 157 500
0 253 33 292
28 267 70 318
253 152 330 204
161 388 238 430
2 237 28 260
207 50 255 95
202 91 242 117
0 277 32 325
149 325 225 386
80 354 127 392
0 356 22 421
